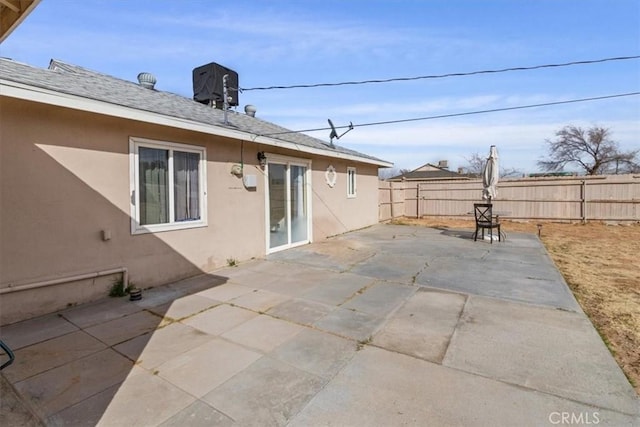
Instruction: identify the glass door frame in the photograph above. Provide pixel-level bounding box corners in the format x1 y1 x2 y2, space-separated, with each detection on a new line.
264 154 313 254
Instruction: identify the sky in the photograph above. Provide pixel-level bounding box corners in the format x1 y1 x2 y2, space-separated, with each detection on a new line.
2 0 639 174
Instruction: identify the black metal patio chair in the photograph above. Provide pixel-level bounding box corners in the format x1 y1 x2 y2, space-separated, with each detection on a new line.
473 203 501 243
0 340 15 370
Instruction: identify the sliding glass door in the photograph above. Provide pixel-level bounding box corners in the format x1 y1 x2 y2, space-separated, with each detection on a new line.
267 158 310 252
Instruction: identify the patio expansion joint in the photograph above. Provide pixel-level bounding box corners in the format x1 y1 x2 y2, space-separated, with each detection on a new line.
341 251 378 274
242 296 397 357
336 282 376 308
440 292 470 364
411 259 430 285
155 301 225 324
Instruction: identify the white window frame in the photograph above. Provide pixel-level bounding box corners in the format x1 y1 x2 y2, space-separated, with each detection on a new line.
129 137 207 234
347 166 357 198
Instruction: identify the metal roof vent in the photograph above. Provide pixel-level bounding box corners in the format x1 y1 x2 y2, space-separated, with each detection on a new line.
137 72 156 89
244 104 257 117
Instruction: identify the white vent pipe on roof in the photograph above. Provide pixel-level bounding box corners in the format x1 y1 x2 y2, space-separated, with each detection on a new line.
244 105 257 117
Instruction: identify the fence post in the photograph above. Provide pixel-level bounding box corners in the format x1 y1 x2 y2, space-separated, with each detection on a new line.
416 183 421 218
390 182 395 219
581 180 587 223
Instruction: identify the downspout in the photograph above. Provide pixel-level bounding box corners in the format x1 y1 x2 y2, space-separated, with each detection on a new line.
0 267 128 295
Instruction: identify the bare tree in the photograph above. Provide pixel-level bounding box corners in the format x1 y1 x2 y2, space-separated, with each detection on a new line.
463 152 522 178
500 167 523 178
462 153 485 176
538 125 639 175
378 167 411 180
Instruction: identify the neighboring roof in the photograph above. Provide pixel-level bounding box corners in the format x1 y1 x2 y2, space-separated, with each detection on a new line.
413 162 447 172
0 58 392 167
389 163 475 181
0 0 40 43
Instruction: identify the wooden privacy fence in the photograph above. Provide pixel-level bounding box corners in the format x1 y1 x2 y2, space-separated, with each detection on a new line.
379 174 640 223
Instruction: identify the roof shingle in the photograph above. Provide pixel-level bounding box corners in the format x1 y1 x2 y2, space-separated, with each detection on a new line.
0 58 390 166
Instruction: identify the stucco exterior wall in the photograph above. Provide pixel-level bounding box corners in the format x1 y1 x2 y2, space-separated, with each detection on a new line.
0 97 381 324
310 158 379 239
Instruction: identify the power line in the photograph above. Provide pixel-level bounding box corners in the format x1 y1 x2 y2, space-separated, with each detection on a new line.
260 91 640 137
240 55 640 92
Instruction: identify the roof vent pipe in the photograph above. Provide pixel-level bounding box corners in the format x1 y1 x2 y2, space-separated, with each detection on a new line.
137 72 157 89
244 105 257 117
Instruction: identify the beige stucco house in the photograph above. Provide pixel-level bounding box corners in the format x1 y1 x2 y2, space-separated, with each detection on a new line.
0 58 392 325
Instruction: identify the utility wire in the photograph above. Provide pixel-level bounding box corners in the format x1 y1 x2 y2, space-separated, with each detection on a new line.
259 91 640 137
240 55 640 92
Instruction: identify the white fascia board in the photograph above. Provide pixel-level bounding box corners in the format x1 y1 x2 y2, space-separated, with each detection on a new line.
0 79 393 168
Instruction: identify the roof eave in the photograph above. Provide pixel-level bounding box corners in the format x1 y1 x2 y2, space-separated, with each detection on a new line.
1 79 393 167
0 0 41 43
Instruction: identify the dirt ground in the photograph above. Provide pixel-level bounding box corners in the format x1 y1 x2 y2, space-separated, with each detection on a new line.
393 217 640 394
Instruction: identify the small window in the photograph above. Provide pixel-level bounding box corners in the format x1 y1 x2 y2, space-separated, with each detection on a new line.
130 137 207 234
347 167 357 198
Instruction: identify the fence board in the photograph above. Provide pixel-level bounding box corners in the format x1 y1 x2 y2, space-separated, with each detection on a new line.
380 174 640 222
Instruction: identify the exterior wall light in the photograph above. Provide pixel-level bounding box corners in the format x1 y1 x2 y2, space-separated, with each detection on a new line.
257 151 267 167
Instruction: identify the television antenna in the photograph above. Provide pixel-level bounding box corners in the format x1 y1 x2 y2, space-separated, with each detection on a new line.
328 119 354 148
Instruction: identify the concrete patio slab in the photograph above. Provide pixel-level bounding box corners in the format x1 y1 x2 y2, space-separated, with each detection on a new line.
14 349 132 419
1 223 637 426
267 298 335 326
416 255 580 311
348 253 429 283
0 313 78 350
93 367 196 427
228 270 285 290
59 297 142 329
372 288 466 362
202 356 325 426
298 273 374 306
159 400 234 427
155 338 261 398
84 310 162 346
1 375 43 427
313 307 385 342
46 384 120 426
4 330 106 383
130 285 185 309
260 274 323 297
195 282 255 302
113 322 215 369
443 295 639 415
342 280 416 316
182 304 257 336
221 314 304 353
268 239 376 272
145 294 221 322
289 346 637 427
228 288 291 312
269 328 357 379
165 273 227 295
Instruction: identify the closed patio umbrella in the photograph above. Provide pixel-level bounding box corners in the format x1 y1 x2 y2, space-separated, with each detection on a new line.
482 145 499 202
